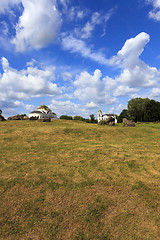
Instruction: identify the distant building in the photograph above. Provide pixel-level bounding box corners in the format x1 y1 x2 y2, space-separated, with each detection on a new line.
97 110 117 123
29 104 57 119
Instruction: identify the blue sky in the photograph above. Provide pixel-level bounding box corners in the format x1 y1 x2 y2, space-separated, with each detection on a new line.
1 0 160 118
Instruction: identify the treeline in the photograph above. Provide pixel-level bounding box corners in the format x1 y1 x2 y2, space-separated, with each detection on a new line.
118 98 160 122
60 114 98 123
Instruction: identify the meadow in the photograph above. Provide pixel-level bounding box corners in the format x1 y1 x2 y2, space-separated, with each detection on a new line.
0 120 160 239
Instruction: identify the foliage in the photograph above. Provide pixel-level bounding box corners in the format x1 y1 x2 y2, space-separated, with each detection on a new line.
90 114 95 123
118 109 129 123
20 114 27 117
85 118 90 123
73 115 85 121
144 100 160 122
0 109 2 115
127 98 150 122
89 114 98 123
127 97 160 122
60 114 98 123
60 115 73 120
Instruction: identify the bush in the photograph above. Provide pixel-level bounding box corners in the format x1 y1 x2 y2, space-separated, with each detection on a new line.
73 116 85 121
85 119 91 123
60 115 73 120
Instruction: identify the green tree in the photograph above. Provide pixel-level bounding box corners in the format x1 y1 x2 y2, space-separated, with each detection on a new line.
118 109 129 123
60 115 73 120
144 100 160 122
127 98 150 122
73 116 85 121
90 114 95 123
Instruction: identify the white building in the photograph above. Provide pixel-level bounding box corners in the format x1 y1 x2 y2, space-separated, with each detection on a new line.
29 104 57 119
97 110 117 123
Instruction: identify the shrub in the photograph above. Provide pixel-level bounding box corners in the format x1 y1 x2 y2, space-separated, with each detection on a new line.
60 115 73 120
73 116 85 121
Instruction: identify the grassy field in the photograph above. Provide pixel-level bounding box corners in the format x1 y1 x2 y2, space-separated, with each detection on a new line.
0 120 160 240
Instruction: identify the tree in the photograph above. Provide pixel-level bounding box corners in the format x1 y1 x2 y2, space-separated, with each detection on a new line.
0 109 2 115
60 115 73 120
127 98 150 122
118 109 129 123
144 100 160 122
90 114 95 123
73 116 85 121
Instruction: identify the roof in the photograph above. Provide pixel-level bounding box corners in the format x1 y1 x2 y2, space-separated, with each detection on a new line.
103 114 115 116
30 110 43 114
37 104 51 111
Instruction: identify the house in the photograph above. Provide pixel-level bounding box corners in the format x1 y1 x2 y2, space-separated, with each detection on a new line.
97 109 117 123
29 104 57 119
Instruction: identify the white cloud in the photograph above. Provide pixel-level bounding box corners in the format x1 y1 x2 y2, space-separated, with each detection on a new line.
86 102 97 109
25 104 34 111
12 0 61 52
117 32 150 61
116 104 127 114
61 34 109 65
79 8 116 39
81 12 101 39
146 0 160 20
13 100 35 112
26 59 38 67
113 85 139 97
0 99 35 117
148 0 160 8
111 32 160 87
0 0 20 13
59 0 68 9
49 100 81 117
62 72 72 81
103 76 116 91
81 22 95 39
149 87 160 98
74 69 117 105
49 99 98 118
77 10 85 19
62 5 87 22
0 57 62 102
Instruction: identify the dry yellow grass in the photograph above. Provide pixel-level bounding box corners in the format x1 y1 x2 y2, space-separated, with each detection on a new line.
0 120 160 239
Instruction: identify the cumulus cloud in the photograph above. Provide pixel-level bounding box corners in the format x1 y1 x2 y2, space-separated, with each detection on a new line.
111 32 160 87
12 0 61 51
74 69 117 105
49 100 82 117
116 104 127 114
61 34 109 65
113 85 139 97
103 76 116 91
86 102 97 109
0 57 62 102
0 99 35 117
49 99 98 118
149 87 160 100
117 32 150 62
